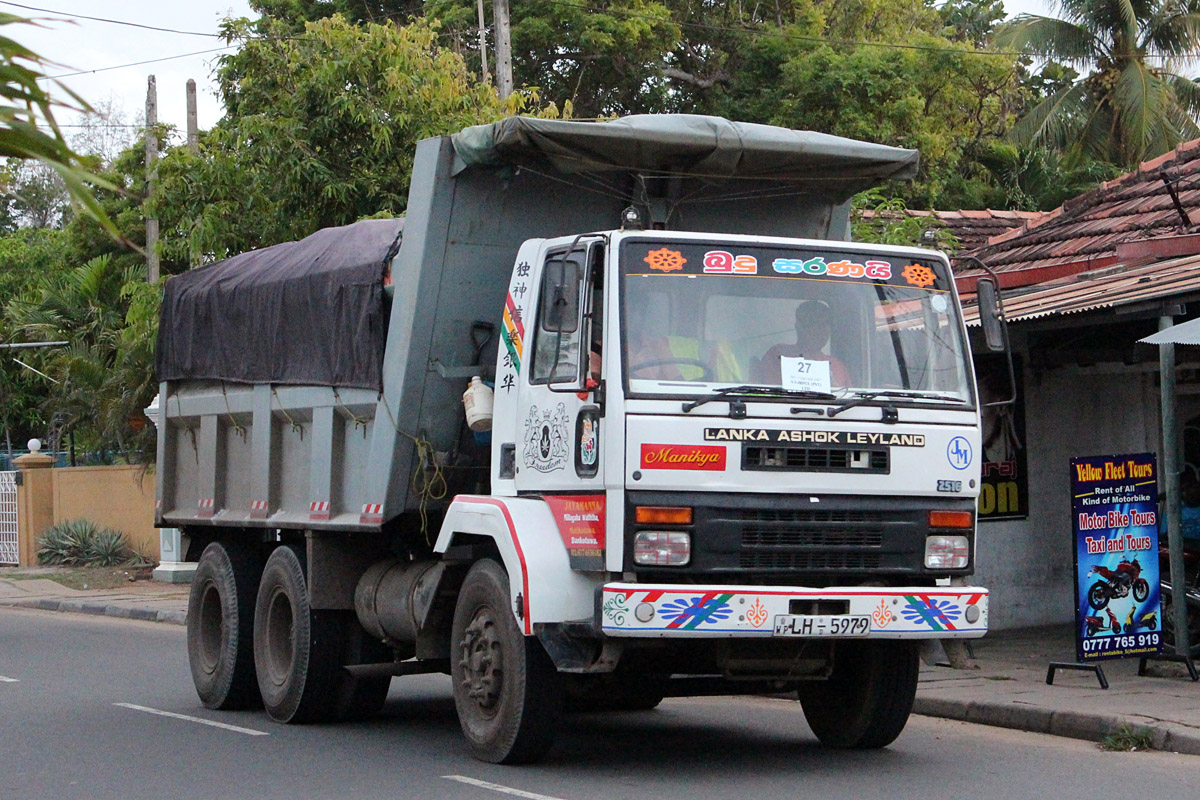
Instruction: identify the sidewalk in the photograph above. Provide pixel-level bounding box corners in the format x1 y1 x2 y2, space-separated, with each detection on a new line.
0 568 190 625
916 626 1200 755
3 569 1199 753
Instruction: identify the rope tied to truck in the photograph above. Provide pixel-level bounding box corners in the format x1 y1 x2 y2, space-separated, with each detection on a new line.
379 392 446 545
221 383 247 442
270 387 304 439
172 393 199 463
332 388 370 439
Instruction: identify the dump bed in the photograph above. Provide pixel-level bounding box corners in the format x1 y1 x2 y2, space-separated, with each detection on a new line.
155 114 919 532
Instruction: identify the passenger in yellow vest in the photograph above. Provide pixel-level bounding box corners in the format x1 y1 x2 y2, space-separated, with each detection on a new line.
753 299 850 386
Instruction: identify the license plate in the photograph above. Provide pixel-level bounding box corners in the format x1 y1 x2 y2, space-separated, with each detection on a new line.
773 614 871 637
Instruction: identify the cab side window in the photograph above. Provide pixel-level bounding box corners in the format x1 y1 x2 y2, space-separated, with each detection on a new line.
531 252 585 384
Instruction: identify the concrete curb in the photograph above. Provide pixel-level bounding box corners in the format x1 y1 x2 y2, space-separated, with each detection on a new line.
914 696 1200 756
0 598 186 626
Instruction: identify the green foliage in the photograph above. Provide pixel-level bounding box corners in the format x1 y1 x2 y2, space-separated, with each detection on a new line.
37 519 145 567
0 14 117 235
973 141 1122 210
1100 724 1154 752
4 248 157 461
152 14 513 262
851 190 958 249
940 0 1008 47
997 0 1200 167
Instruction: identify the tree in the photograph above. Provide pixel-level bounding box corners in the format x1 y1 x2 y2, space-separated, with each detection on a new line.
151 15 517 262
1 13 116 233
997 0 1200 167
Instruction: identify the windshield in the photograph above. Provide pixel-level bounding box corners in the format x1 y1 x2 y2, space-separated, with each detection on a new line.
620 238 972 403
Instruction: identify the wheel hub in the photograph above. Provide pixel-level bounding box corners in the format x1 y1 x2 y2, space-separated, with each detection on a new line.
459 610 503 714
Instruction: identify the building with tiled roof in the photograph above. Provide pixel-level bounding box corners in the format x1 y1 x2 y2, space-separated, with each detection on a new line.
859 208 1042 253
958 139 1200 292
951 138 1200 634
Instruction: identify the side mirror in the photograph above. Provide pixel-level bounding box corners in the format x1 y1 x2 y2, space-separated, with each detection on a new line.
976 277 1006 353
541 260 581 333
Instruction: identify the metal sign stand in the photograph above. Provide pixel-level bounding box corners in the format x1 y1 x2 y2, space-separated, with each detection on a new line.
1046 661 1108 689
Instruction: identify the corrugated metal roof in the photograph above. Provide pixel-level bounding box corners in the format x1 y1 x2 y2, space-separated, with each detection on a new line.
963 252 1200 325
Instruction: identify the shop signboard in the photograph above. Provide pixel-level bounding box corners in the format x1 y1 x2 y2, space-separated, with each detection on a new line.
1071 452 1162 662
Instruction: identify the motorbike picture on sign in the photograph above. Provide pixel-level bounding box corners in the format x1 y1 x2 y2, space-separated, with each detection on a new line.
1071 453 1163 663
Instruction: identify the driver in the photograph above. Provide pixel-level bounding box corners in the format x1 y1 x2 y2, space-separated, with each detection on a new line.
752 299 850 386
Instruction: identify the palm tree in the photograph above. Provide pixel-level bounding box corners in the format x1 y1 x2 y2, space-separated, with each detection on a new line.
998 0 1200 167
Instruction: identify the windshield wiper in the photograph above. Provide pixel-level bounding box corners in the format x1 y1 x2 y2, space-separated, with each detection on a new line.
827 389 965 418
682 385 838 415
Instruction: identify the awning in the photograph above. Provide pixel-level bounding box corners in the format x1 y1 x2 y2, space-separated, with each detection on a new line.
962 251 1200 326
1139 316 1200 345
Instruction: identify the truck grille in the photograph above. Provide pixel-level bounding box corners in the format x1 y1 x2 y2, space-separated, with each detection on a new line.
739 552 883 570
743 445 888 473
743 529 884 548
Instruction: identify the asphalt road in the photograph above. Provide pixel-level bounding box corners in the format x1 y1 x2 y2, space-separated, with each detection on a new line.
2 607 1197 800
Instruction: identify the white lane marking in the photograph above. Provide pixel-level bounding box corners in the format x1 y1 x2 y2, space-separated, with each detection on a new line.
443 776 568 800
113 703 269 736
0 676 19 682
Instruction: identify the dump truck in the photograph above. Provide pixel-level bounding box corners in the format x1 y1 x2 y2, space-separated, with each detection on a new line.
155 115 998 764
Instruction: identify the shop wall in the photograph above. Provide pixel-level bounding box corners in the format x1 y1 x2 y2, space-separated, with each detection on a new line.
975 361 1160 629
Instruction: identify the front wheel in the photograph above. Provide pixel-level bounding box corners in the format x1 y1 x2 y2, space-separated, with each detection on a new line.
1088 581 1110 610
1133 578 1150 603
797 640 919 749
451 559 562 763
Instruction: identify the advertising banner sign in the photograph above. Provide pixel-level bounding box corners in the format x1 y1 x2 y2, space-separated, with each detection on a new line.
1071 453 1162 662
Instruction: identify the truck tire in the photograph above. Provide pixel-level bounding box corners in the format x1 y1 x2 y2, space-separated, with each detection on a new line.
797 640 919 749
451 559 562 763
186 541 263 710
252 545 342 723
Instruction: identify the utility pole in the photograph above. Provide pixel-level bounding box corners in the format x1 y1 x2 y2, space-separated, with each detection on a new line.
186 78 200 268
145 75 160 283
476 0 490 84
493 0 512 98
186 79 199 150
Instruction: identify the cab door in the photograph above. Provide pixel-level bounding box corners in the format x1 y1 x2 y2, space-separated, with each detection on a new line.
513 240 605 495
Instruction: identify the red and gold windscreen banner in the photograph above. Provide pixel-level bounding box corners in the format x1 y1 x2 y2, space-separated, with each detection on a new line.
544 494 606 571
623 240 952 294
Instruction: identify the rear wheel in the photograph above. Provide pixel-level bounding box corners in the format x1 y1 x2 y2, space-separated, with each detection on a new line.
798 640 919 749
1088 582 1110 609
253 545 342 723
451 559 562 763
186 540 263 710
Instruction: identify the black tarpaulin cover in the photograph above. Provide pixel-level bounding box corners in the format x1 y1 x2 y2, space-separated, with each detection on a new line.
156 218 403 390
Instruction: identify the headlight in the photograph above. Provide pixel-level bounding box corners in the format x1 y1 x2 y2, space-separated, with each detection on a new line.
634 531 691 566
925 535 970 569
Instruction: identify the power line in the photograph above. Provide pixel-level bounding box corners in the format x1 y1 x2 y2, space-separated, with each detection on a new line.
0 1 220 37
44 47 234 80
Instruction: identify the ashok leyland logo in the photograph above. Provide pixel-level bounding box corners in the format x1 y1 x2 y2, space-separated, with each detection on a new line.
947 436 972 470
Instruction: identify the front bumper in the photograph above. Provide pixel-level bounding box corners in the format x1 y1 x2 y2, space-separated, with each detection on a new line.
600 583 988 639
